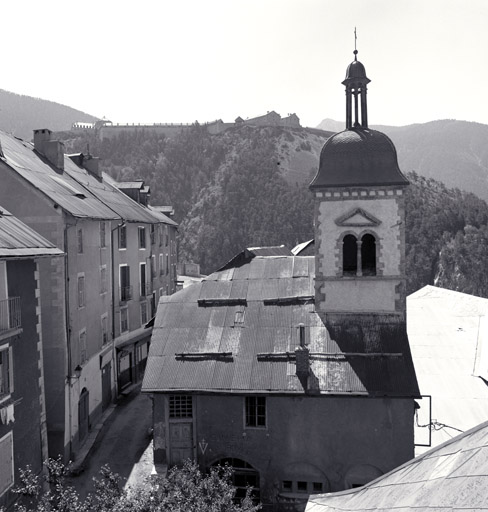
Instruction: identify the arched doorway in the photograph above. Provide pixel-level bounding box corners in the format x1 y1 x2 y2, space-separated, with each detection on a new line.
211 458 260 502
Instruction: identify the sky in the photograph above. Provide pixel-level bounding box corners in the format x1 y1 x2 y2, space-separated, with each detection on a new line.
1 0 487 128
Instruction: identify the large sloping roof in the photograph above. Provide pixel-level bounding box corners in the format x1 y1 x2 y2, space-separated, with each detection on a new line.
143 255 419 396
407 285 488 452
306 419 488 511
0 133 118 220
0 206 63 258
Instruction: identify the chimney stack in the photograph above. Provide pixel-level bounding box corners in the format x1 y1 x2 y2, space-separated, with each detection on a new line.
33 129 64 170
295 323 310 380
84 155 101 179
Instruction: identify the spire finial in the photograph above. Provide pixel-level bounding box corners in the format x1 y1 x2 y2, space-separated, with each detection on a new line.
354 27 358 61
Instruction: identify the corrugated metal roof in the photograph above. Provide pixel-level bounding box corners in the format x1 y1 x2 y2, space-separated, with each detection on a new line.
147 205 178 226
114 181 144 190
306 419 488 511
407 285 488 454
0 207 63 257
143 255 419 396
0 133 119 220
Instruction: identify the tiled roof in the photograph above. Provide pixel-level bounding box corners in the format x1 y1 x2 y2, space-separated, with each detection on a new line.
0 207 63 258
407 285 488 453
0 133 118 220
143 255 419 396
306 419 488 511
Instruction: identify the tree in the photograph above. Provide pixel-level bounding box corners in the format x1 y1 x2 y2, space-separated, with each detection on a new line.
6 458 260 512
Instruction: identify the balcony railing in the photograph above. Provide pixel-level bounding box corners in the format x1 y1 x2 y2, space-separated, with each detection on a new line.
140 282 152 300
0 297 21 333
119 286 133 303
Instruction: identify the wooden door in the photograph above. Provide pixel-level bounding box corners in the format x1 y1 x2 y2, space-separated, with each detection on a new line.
101 361 112 411
169 422 193 466
78 388 89 443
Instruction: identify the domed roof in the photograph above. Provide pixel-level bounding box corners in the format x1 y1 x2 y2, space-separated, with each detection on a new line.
345 59 368 81
310 128 409 188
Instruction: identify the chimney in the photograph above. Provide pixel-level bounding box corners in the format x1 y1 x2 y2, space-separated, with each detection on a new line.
295 323 310 380
84 155 102 179
33 128 64 170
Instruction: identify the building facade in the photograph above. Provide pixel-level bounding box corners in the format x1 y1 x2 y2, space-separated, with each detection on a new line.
0 129 177 461
0 208 62 510
142 50 420 511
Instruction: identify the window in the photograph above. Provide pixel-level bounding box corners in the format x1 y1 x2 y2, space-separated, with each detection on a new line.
169 395 192 418
140 302 148 325
77 228 83 253
159 225 163 247
0 432 14 497
138 227 146 249
313 482 324 493
282 481 292 491
119 265 131 302
0 346 13 400
101 314 108 345
120 308 129 333
79 330 87 365
78 275 85 308
140 263 147 297
361 234 377 276
166 255 169 275
99 221 106 248
342 234 357 275
159 254 164 276
245 396 266 428
151 255 156 278
119 225 127 249
297 481 308 493
165 226 169 247
342 233 377 277
100 266 107 294
150 225 155 245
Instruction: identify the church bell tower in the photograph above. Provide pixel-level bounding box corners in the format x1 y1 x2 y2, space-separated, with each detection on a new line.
310 48 409 329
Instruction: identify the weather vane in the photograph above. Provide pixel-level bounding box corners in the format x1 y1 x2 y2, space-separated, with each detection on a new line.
354 27 358 60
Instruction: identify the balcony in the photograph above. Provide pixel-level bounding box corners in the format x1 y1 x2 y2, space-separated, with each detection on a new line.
0 297 21 334
119 286 133 304
140 282 152 300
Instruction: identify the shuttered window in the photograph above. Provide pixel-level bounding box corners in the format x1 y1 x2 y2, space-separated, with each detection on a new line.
0 431 13 497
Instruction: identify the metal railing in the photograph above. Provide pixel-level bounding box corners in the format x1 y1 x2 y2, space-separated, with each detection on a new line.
0 297 21 333
119 286 133 303
140 282 152 299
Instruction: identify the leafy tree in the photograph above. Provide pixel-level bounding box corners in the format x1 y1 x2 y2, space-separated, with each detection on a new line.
6 459 260 512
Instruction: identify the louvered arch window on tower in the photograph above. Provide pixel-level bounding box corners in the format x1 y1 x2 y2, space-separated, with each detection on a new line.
342 233 376 276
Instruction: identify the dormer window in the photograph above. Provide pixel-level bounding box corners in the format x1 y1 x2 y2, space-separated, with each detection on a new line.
342 233 377 277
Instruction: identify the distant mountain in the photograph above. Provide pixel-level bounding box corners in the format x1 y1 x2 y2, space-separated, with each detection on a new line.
317 118 488 202
0 89 98 141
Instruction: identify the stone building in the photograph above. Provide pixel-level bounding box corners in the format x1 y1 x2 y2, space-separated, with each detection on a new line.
142 49 420 511
0 129 177 461
0 208 62 510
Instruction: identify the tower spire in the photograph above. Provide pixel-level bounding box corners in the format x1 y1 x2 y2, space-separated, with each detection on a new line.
342 32 370 130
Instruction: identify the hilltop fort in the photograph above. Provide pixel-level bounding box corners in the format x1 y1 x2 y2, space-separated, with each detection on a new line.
71 111 301 139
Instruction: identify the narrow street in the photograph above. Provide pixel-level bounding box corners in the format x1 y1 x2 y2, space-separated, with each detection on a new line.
68 387 154 499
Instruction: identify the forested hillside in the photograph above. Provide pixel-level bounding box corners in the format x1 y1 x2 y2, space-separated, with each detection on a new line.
60 125 488 297
0 89 98 140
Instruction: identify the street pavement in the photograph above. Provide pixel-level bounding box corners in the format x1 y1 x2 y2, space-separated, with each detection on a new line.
68 386 155 499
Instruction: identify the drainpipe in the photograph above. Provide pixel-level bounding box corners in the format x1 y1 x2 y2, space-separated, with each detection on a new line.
64 223 73 461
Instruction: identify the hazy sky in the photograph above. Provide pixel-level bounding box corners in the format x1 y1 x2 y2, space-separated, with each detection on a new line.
2 0 486 128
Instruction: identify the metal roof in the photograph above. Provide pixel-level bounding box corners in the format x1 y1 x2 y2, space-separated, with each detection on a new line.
0 207 63 258
306 419 488 511
0 133 119 220
407 285 488 454
146 205 178 227
114 181 144 190
218 245 293 271
292 239 314 255
143 255 419 396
